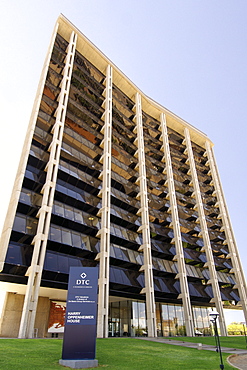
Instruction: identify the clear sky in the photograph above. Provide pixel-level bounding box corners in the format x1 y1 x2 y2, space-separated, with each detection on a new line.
0 1 246 323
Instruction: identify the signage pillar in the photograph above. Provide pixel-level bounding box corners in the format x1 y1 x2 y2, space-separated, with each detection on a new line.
59 267 98 369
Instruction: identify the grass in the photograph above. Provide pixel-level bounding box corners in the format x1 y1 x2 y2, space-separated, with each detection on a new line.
0 337 241 369
169 335 247 349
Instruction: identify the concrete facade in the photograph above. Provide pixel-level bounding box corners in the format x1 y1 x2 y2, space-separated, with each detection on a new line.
0 292 50 337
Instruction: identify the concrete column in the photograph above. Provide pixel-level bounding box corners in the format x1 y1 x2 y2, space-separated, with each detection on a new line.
0 23 60 272
159 114 194 337
133 93 157 337
95 65 113 338
18 30 77 338
205 141 247 325
184 129 227 336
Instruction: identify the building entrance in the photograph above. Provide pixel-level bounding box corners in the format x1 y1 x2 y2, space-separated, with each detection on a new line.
108 298 147 337
108 319 120 337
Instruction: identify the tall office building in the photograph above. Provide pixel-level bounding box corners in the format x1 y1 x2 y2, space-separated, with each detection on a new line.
0 14 246 339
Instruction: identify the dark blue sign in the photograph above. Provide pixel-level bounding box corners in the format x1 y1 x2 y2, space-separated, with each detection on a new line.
61 267 98 360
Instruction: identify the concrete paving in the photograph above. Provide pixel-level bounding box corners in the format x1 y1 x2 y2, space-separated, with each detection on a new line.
138 337 247 369
59 359 98 369
227 354 247 370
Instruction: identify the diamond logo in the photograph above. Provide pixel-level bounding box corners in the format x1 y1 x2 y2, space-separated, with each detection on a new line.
80 272 87 279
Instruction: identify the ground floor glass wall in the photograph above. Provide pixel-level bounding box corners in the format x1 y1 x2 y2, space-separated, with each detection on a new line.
108 300 147 337
192 306 211 335
157 303 186 337
108 298 212 337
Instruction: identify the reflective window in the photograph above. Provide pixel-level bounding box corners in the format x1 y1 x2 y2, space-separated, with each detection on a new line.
19 190 32 206
12 215 38 235
131 301 147 336
61 229 72 245
50 226 62 243
74 209 83 223
5 244 22 265
45 253 58 271
71 232 83 248
53 203 64 218
64 206 74 221
57 254 69 273
192 306 211 335
13 215 26 234
52 201 100 230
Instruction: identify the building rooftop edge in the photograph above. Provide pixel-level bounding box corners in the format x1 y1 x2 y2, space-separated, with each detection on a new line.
57 14 213 148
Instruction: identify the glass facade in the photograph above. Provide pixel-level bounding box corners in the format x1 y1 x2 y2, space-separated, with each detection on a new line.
0 15 246 338
107 298 211 337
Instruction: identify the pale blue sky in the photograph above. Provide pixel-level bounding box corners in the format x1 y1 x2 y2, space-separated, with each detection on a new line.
0 1 246 323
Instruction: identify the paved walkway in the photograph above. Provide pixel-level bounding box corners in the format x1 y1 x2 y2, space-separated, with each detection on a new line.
138 337 247 369
228 354 247 370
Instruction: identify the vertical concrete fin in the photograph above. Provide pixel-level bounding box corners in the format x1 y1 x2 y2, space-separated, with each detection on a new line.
96 64 112 338
184 129 227 336
159 113 194 337
133 93 157 338
18 29 77 339
206 141 247 326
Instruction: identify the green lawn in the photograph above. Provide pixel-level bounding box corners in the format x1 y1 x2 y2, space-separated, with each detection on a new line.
170 335 247 349
0 337 239 369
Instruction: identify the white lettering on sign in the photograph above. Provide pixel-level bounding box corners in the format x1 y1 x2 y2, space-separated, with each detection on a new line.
66 314 94 323
76 279 90 285
68 312 80 315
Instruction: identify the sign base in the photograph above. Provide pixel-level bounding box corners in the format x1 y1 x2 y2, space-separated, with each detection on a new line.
59 359 98 369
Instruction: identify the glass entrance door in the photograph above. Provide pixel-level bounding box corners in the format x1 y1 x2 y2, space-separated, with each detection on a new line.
108 318 120 337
